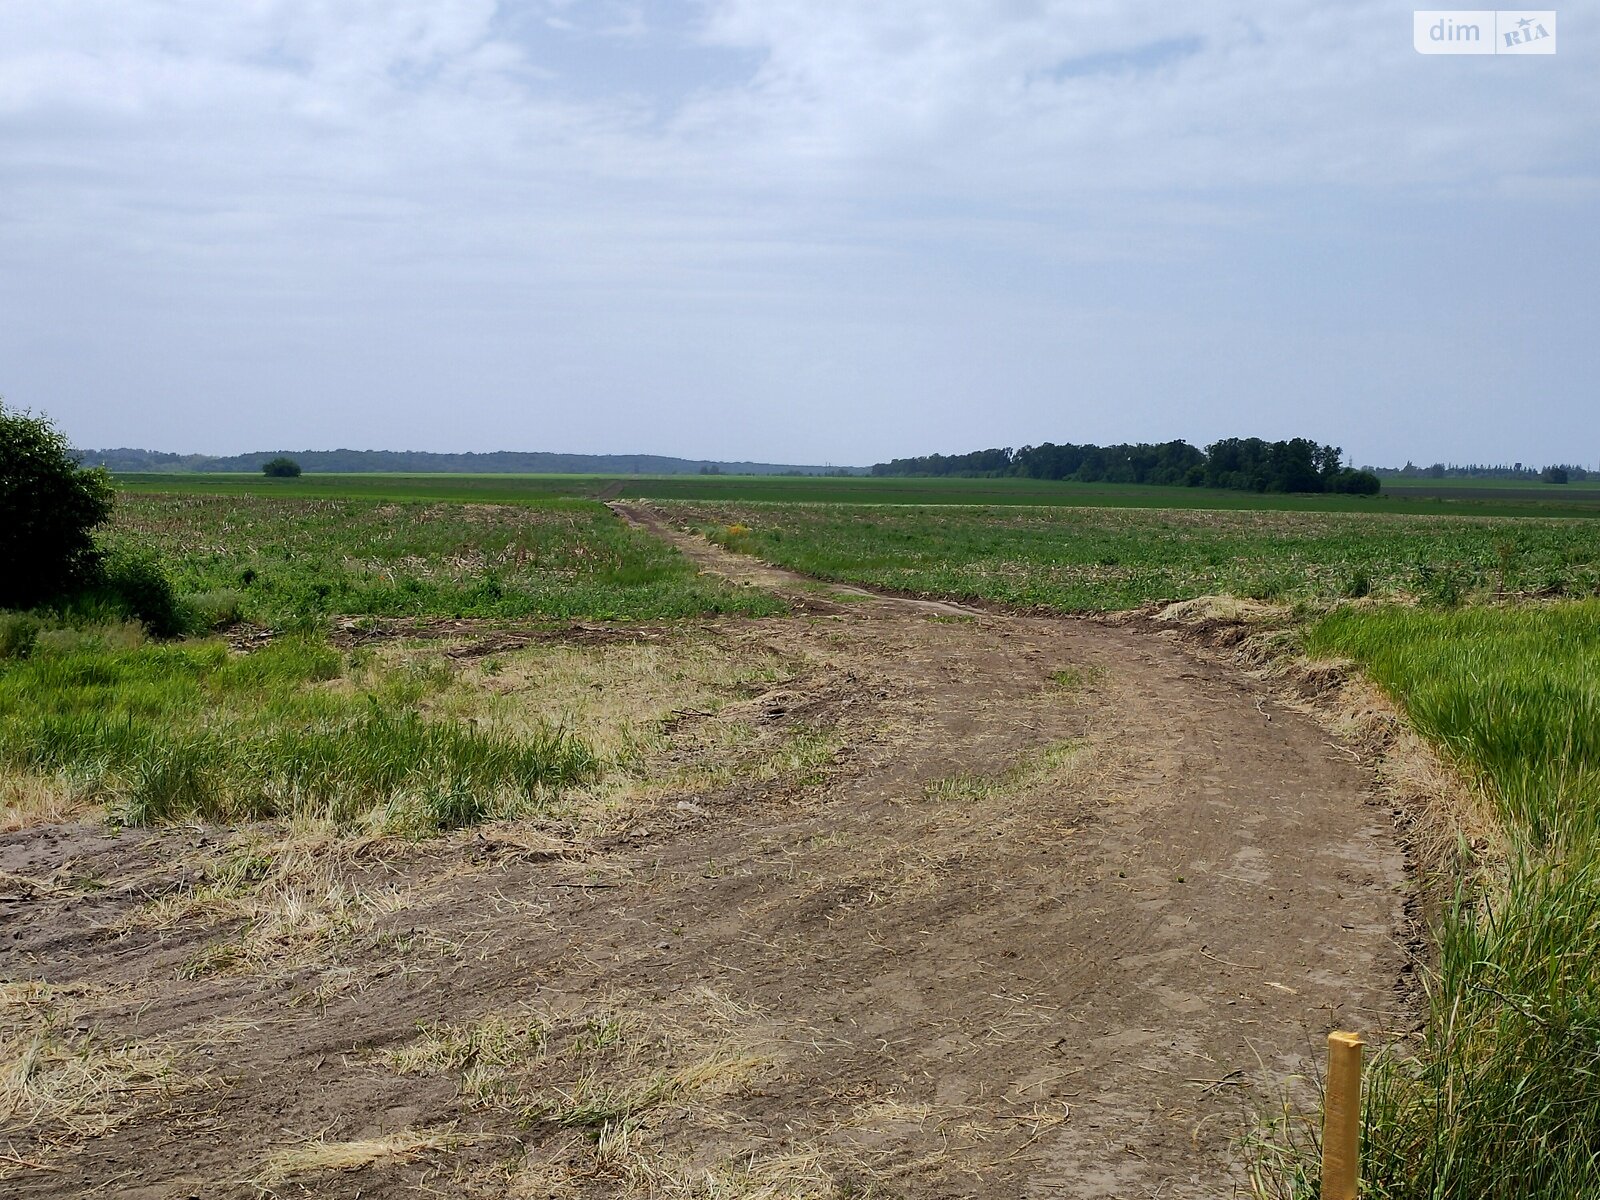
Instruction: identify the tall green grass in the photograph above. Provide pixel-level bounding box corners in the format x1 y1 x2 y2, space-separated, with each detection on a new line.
1310 604 1600 845
0 630 597 831
1307 601 1600 1198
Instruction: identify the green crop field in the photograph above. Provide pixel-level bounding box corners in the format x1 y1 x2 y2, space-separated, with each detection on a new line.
1382 478 1600 504
113 470 1600 518
105 492 784 627
671 501 1600 611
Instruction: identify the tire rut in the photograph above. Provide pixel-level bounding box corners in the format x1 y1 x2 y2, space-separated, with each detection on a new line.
607 499 1410 1198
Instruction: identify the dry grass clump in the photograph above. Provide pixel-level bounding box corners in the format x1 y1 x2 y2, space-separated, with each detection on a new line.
178 873 411 981
923 739 1087 804
508 1138 840 1199
120 833 413 982
0 773 91 833
1155 594 1291 627
418 638 790 762
444 638 838 820
384 994 765 1125
254 1127 465 1184
384 990 775 1194
0 980 187 1148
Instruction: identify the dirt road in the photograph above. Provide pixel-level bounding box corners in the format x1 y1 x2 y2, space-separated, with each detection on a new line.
0 506 1407 1199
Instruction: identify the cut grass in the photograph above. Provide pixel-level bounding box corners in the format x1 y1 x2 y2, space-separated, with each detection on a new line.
383 997 766 1144
923 740 1087 803
254 1128 463 1184
174 870 412 981
0 981 186 1144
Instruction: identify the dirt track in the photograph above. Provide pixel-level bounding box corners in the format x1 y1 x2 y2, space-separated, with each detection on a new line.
0 506 1407 1199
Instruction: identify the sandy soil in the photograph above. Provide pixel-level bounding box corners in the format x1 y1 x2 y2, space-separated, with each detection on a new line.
0 506 1408 1199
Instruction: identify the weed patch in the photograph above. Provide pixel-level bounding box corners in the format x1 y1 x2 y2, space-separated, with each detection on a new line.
0 635 597 828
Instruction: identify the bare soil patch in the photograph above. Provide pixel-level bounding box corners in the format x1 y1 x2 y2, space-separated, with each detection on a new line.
0 508 1406 1198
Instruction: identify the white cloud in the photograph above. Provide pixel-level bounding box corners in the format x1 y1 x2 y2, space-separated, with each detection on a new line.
0 2 1595 461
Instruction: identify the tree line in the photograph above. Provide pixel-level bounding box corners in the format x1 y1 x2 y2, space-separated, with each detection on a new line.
1377 462 1591 483
872 438 1381 495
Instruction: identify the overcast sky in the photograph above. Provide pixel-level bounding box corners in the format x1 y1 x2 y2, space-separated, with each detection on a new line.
2 2 1597 467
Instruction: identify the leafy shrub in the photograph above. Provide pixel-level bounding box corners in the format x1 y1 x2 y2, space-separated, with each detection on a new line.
0 402 114 608
262 456 302 478
99 548 189 637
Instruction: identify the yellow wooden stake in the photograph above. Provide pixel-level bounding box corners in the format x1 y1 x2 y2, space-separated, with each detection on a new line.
1321 1030 1364 1200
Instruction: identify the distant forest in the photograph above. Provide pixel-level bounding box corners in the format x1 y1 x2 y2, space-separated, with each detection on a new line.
76 447 864 477
872 438 1382 495
1377 461 1591 483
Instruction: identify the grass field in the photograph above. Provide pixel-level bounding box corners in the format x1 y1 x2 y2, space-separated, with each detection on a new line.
677 502 1600 610
1381 477 1600 505
3 489 795 835
113 470 1600 518
106 492 784 627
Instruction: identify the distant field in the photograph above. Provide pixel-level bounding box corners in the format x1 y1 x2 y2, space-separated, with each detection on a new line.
114 471 1600 518
107 492 784 626
674 501 1600 611
1383 478 1600 504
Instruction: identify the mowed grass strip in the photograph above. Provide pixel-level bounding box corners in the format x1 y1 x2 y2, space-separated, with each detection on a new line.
1301 601 1600 1199
107 493 785 627
679 502 1600 610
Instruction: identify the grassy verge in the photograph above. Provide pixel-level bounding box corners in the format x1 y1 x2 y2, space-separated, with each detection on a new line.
0 629 596 830
106 493 785 627
0 614 828 839
679 502 1600 610
1299 602 1600 1198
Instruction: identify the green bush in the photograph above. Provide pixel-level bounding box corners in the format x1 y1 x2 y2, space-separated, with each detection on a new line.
262 456 302 478
0 402 114 608
98 548 190 637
